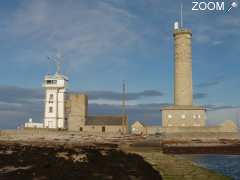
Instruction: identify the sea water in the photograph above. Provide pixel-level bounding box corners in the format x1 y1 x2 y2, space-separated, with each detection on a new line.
184 155 240 180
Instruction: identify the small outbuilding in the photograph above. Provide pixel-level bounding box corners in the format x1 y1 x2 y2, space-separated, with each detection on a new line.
131 121 162 135
131 121 146 135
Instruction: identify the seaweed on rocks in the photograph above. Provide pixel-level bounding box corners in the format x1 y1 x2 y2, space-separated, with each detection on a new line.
0 143 162 180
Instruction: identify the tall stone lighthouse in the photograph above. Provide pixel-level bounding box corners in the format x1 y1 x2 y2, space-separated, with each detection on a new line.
161 22 206 128
174 28 192 106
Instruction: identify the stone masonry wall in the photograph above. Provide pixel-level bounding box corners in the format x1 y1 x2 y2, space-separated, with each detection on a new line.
67 94 88 131
174 30 193 106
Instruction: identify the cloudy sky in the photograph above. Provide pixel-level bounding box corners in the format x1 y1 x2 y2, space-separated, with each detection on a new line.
0 0 240 129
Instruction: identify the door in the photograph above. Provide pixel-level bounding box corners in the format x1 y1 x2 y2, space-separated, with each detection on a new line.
48 121 53 128
102 126 105 133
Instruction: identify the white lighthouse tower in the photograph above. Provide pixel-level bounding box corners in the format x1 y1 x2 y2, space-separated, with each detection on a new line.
43 57 68 129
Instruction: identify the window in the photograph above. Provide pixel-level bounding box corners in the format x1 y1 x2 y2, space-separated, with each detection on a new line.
49 107 53 113
49 94 54 104
79 127 83 132
46 80 57 84
168 114 172 119
198 115 201 118
193 115 197 119
181 114 186 119
46 80 52 84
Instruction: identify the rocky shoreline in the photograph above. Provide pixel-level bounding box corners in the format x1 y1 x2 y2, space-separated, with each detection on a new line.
0 130 235 179
0 142 161 180
0 141 231 180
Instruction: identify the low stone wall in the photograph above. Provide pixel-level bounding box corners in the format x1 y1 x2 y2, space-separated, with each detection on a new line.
162 132 240 141
162 124 238 134
0 129 126 143
145 126 162 135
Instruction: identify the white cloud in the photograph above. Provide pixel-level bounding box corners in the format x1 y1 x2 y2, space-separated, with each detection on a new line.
194 34 211 43
5 0 141 71
218 15 240 27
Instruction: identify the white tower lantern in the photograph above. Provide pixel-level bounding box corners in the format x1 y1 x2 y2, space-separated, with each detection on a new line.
174 22 179 30
43 74 68 129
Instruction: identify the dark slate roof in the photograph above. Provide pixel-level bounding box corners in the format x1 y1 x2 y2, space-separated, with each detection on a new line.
86 115 127 126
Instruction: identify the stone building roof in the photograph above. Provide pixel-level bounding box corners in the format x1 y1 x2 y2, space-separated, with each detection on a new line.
86 116 127 126
131 121 145 128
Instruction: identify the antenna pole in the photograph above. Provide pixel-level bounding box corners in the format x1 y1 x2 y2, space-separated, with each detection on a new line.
48 55 62 75
122 80 127 133
122 80 126 116
55 59 61 75
237 110 240 128
180 3 183 28
47 56 51 75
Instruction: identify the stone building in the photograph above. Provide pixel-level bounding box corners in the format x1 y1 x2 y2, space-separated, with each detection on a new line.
161 22 206 128
24 70 128 134
131 121 146 135
161 106 206 127
66 94 128 133
161 120 238 139
131 121 162 135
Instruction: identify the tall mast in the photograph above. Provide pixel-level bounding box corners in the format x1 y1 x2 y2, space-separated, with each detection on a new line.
180 3 183 28
122 80 126 116
121 80 127 132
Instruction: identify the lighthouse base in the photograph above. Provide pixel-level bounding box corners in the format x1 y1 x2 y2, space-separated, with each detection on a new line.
161 105 206 128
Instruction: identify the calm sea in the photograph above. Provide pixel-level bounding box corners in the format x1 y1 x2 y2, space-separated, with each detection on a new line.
183 155 240 180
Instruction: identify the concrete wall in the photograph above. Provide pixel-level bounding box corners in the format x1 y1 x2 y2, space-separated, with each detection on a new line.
174 29 193 106
162 109 206 127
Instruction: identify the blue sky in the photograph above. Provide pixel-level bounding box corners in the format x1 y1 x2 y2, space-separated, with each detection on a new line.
0 0 240 129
